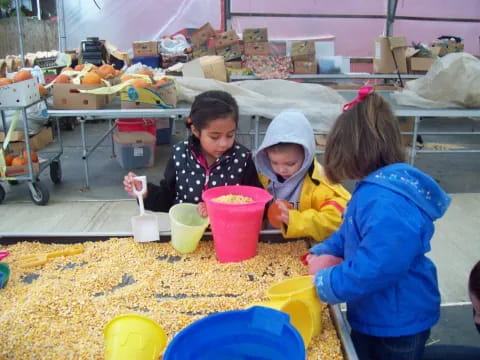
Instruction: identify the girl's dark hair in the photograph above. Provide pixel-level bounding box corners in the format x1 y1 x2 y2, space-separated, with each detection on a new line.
324 92 406 183
469 260 480 299
186 90 239 131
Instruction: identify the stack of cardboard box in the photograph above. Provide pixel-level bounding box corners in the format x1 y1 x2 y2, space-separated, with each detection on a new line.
243 28 270 57
291 40 317 74
215 29 242 63
190 23 217 59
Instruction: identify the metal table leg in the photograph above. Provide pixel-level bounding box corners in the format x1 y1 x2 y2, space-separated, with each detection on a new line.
254 115 260 150
79 117 90 188
409 116 420 166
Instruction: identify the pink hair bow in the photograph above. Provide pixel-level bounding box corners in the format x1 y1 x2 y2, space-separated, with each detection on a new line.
342 86 374 112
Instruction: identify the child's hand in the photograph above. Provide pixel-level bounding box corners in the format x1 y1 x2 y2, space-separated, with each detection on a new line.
307 254 343 275
123 172 146 198
197 202 208 217
267 200 293 228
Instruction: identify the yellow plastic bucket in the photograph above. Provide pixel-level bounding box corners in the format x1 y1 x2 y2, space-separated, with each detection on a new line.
168 203 209 254
250 299 314 348
266 276 324 336
104 314 167 360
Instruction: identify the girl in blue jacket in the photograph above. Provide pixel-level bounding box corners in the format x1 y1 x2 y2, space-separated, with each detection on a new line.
307 87 451 360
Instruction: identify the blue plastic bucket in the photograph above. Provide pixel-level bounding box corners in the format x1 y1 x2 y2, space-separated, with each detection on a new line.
163 306 305 360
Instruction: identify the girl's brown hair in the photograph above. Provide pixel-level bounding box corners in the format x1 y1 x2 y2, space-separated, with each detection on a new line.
324 92 405 183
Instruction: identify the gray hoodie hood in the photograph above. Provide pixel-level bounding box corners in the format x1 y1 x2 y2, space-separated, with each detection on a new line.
255 110 315 206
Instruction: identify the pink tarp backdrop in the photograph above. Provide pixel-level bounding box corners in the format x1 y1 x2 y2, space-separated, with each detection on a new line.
62 0 479 56
231 0 480 56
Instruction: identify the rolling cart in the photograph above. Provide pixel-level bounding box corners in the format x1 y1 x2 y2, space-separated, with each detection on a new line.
0 95 63 205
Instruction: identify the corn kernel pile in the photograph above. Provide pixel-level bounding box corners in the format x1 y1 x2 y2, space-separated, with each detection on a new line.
213 194 254 204
0 238 344 359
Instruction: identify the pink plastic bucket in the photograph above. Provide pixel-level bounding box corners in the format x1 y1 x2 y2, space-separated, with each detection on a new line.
202 185 272 263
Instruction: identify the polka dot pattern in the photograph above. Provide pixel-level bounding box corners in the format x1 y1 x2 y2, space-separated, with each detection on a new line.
172 141 252 205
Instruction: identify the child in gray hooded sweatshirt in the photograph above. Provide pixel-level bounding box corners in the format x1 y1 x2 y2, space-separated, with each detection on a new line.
255 110 350 242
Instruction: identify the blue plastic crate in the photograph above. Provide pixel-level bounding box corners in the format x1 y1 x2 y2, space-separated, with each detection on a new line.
156 117 173 145
132 56 161 69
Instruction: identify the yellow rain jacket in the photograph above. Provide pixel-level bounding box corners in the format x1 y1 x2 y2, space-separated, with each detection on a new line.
259 159 351 242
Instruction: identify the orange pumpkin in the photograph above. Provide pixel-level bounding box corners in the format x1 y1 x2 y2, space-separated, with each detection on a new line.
130 79 150 88
61 67 73 73
23 150 39 163
38 84 48 97
97 64 116 79
4 154 13 166
11 156 25 166
0 77 14 87
55 74 71 84
13 70 33 82
138 68 154 77
74 64 85 71
81 72 102 85
267 200 294 228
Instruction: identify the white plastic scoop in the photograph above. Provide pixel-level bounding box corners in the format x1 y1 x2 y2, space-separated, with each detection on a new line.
131 176 160 242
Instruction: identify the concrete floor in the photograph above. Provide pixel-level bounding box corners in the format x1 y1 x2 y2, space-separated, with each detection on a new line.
0 116 479 348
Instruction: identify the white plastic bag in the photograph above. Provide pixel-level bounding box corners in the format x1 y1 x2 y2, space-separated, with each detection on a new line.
159 35 190 55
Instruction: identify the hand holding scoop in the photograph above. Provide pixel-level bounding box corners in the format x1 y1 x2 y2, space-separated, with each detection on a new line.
131 176 160 242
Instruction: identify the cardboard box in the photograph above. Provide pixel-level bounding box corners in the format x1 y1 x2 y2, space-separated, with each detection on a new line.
244 42 270 56
373 36 407 74
190 23 216 47
53 84 107 110
243 28 268 43
216 43 242 61
182 56 227 82
132 41 159 57
291 40 316 61
215 30 239 49
0 78 40 108
0 126 53 153
120 81 177 109
294 60 317 74
408 57 435 73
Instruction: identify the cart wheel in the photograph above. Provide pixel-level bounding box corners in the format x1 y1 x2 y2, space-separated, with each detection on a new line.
50 160 62 184
0 184 5 204
28 181 50 206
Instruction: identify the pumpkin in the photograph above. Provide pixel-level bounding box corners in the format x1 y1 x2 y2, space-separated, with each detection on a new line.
138 68 154 77
97 64 115 79
11 156 25 166
4 154 13 166
55 74 71 84
13 70 33 82
0 77 14 87
61 67 73 73
130 79 150 88
267 200 294 228
38 84 48 97
23 150 39 163
74 64 85 71
81 72 102 85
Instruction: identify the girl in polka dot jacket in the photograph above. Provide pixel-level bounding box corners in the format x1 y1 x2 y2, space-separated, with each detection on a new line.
123 90 262 213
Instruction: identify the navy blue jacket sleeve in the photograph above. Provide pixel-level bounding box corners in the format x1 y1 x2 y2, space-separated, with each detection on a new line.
314 197 423 304
143 157 176 212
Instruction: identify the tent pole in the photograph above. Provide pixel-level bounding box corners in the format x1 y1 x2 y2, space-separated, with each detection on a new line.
15 0 25 67
385 0 398 36
56 0 67 52
36 0 41 19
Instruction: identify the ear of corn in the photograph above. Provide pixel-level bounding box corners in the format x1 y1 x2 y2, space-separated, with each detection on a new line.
0 238 344 359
